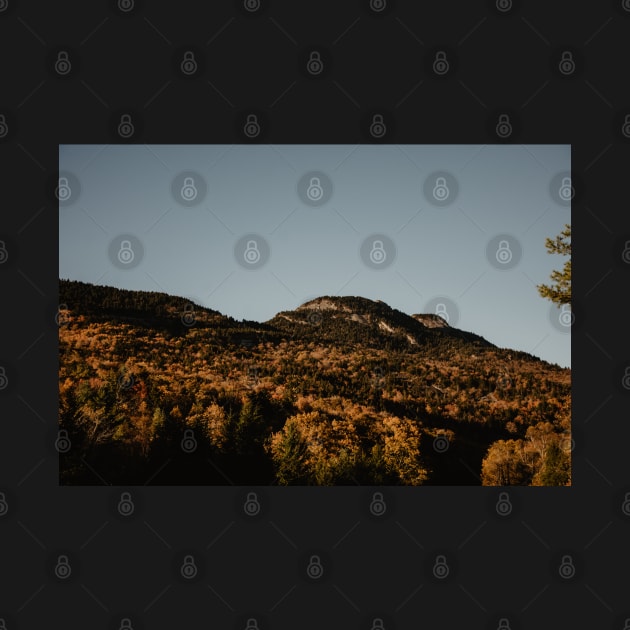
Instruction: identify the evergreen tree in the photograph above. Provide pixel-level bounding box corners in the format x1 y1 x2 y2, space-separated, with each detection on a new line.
271 421 310 485
234 394 266 455
535 441 570 486
537 224 571 305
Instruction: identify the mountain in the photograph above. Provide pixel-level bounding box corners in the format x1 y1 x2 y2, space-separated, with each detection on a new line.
58 280 571 487
267 295 494 354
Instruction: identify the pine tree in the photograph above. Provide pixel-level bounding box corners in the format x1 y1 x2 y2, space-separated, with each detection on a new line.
537 224 571 305
270 421 310 485
534 441 570 486
234 394 266 455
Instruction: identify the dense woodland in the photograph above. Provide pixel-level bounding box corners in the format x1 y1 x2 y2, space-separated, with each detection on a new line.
58 279 571 486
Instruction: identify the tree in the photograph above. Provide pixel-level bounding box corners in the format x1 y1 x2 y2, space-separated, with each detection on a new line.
234 393 267 455
481 439 532 486
268 418 310 485
537 224 571 305
532 440 570 486
202 402 230 451
381 416 427 485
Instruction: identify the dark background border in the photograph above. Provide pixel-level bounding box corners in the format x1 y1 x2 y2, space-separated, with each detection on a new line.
1 1 628 628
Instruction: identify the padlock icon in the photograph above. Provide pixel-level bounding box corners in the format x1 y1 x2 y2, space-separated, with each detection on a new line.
54 554 72 579
117 240 135 264
181 51 198 75
118 0 134 12
622 240 630 264
622 367 630 390
118 114 134 138
497 618 511 630
245 619 259 630
243 491 261 516
54 51 72 75
369 239 387 264
371 618 385 630
370 114 386 138
435 303 449 323
244 0 261 11
495 491 512 516
247 366 259 386
622 114 630 139
432 176 449 201
558 304 573 327
243 240 261 264
244 114 261 138
621 492 630 516
369 0 386 11
433 51 449 75
0 240 8 264
180 176 198 201
306 554 324 579
118 371 134 390
117 491 135 516
495 240 512 264
0 491 8 516
55 429 71 453
308 310 323 326
0 366 7 390
181 303 195 326
372 366 384 384
432 555 449 579
306 176 324 201
119 618 134 630
370 491 386 516
495 114 512 138
559 435 574 453
307 51 323 75
0 114 8 138
558 51 575 75
558 176 574 201
433 433 450 452
558 554 575 579
181 555 198 579
496 0 512 12
56 176 72 202
181 428 197 453
56 303 70 326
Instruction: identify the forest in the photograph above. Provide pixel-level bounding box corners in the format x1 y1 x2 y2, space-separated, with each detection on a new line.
58 279 571 486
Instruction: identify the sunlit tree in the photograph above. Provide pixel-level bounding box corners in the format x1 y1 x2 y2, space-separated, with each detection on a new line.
537 224 571 305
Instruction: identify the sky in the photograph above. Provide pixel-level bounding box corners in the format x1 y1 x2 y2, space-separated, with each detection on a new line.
59 144 571 368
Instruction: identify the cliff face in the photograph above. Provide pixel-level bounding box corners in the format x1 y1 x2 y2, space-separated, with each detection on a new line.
268 294 494 353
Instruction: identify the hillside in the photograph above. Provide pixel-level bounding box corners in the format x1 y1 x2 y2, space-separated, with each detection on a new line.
58 279 571 486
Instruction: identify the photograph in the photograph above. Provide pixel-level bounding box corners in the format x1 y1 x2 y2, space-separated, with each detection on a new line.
58 144 571 486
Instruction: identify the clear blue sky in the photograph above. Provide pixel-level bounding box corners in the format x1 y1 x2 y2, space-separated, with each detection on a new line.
59 144 571 368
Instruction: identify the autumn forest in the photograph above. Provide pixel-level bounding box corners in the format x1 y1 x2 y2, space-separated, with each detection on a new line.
58 279 571 486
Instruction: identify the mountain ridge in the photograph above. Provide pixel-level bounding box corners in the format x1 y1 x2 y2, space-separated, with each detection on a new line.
61 279 456 328
59 279 564 366
60 279 500 358
58 278 570 486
